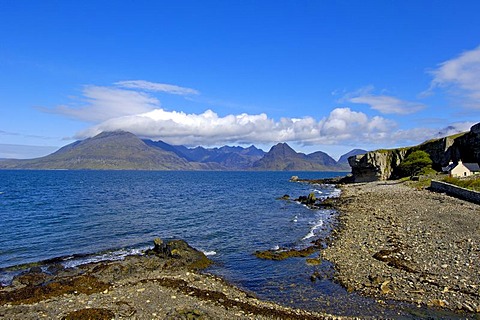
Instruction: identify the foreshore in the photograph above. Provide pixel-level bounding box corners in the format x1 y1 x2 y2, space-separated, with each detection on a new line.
0 239 343 320
322 180 480 314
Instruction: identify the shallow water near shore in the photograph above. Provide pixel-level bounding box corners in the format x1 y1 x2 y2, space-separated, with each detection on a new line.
0 170 468 318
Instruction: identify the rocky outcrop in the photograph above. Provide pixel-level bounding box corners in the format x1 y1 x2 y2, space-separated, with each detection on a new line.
349 122 480 182
348 149 408 182
145 238 213 270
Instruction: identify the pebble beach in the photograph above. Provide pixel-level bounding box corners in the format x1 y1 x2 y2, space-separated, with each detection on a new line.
322 181 480 314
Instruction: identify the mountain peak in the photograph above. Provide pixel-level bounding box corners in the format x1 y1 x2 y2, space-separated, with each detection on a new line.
0 131 345 171
93 130 132 138
338 149 368 164
268 142 298 157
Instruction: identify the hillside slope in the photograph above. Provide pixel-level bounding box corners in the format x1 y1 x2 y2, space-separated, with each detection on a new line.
0 131 205 170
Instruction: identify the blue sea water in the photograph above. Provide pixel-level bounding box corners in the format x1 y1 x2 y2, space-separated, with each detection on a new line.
0 170 459 318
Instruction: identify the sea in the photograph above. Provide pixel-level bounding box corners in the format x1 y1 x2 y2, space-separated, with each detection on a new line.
0 170 464 318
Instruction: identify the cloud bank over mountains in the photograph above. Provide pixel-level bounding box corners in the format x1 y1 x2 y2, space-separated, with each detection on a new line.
41 42 480 150
76 107 396 147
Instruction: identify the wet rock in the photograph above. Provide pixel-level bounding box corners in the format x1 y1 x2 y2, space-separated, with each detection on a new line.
62 308 115 320
145 237 171 257
306 257 322 266
12 268 51 287
165 239 213 270
255 247 317 261
46 264 65 275
1 275 109 305
145 238 212 270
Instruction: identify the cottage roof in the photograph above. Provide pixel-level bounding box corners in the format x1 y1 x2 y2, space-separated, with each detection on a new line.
442 162 480 172
442 163 456 172
464 163 480 171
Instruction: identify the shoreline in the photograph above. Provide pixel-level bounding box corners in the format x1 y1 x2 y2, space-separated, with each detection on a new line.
0 239 342 320
322 180 479 315
2 179 479 318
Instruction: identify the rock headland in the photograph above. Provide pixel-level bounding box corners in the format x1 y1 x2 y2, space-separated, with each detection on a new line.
349 122 480 182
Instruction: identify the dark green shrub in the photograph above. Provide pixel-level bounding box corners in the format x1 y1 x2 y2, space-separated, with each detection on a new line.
398 150 433 178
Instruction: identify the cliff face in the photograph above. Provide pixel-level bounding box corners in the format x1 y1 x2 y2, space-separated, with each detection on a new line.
451 123 480 163
349 122 480 182
349 149 408 182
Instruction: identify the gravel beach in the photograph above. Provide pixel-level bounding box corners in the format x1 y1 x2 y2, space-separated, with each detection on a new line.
322 181 480 314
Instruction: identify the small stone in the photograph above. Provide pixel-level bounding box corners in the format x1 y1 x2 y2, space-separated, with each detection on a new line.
463 303 474 312
380 280 392 294
429 299 447 307
137 288 145 292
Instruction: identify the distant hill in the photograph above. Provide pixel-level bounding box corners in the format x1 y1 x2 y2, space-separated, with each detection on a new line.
252 143 346 171
0 131 351 171
337 149 368 164
0 131 209 170
144 140 265 169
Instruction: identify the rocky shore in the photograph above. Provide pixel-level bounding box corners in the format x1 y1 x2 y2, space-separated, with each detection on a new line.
0 238 342 319
2 180 479 319
322 181 480 314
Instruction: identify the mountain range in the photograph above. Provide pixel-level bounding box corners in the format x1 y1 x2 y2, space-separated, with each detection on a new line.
0 131 366 171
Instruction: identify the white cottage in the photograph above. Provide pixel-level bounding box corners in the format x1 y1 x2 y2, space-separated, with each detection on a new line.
442 160 480 177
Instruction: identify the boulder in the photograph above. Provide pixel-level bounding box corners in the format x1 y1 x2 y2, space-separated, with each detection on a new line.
145 237 171 257
145 238 212 270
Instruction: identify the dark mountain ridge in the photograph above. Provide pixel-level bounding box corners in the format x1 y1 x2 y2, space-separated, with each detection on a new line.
252 143 342 171
0 131 353 171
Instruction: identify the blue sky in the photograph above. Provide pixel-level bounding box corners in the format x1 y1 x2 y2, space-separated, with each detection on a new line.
1 1 480 159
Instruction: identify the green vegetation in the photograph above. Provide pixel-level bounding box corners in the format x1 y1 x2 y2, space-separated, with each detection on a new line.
254 247 317 260
397 150 434 177
442 176 480 191
405 178 432 190
376 146 411 154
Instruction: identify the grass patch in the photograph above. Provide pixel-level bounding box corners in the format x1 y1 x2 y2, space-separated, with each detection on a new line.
442 176 480 191
405 178 432 190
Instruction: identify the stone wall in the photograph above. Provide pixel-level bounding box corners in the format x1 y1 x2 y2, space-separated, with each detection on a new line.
430 180 480 204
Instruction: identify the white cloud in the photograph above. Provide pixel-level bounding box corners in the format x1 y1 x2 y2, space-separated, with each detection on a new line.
349 94 425 115
428 45 480 108
40 85 159 122
40 80 467 150
75 107 401 147
115 80 200 95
